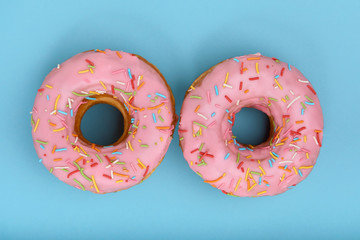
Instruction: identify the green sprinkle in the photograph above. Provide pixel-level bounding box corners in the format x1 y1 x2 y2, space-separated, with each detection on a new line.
301 102 307 110
80 169 92 182
158 115 164 122
285 95 290 100
193 121 208 129
72 91 92 97
250 171 261 175
268 97 278 102
196 130 201 136
150 99 155 103
36 140 48 145
114 88 133 95
142 125 147 129
95 154 103 163
140 144 149 148
73 178 85 191
197 161 207 166
190 96 202 99
132 124 138 128
305 95 314 102
179 137 184 141
237 152 240 164
199 143 205 152
61 169 69 172
196 171 203 178
88 65 95 68
31 115 35 125
114 161 125 165
49 168 53 173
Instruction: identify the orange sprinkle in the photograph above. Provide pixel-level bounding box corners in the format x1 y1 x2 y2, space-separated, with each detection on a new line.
52 145 56 154
75 156 83 162
137 158 145 169
96 49 106 54
137 81 145 90
247 57 260 60
204 173 226 183
49 122 56 127
156 126 171 130
116 51 122 58
296 120 304 124
53 158 62 162
147 102 164 110
278 166 291 173
244 89 249 94
194 105 200 112
113 172 130 178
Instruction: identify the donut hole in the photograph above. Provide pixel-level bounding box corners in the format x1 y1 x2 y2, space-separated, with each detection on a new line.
232 108 271 146
80 104 125 146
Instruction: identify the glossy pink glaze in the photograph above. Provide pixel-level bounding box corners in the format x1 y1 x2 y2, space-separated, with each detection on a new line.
179 53 323 197
31 49 176 193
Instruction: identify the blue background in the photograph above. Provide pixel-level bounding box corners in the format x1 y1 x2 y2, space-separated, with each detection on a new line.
1 0 359 239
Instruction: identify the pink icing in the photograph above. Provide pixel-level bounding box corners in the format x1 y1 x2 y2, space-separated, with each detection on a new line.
178 53 323 197
31 49 176 193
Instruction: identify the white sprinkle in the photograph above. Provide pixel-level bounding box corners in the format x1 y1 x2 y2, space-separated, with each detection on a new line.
116 81 125 85
112 159 119 165
57 64 60 69
197 113 208 120
223 83 233 88
236 100 240 105
143 115 147 118
289 144 300 149
313 136 319 146
290 90 294 95
68 98 72 109
278 161 293 164
74 136 78 143
50 110 57 115
105 165 111 168
298 79 309 83
292 152 297 159
111 170 114 179
287 96 301 109
96 90 106 94
119 93 127 102
81 91 89 94
80 153 88 158
137 76 141 86
125 142 129 149
54 166 69 169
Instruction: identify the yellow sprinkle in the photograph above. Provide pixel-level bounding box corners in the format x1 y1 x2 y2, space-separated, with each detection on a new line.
79 146 88 155
259 166 266 175
128 141 134 151
190 161 193 166
160 137 163 142
257 190 267 196
281 173 285 182
245 168 250 181
190 85 195 90
274 78 283 90
246 155 252 159
88 91 100 95
234 177 242 192
137 158 145 169
116 180 123 183
45 84 53 89
66 135 69 141
299 165 313 169
306 152 309 159
100 81 107 90
248 183 257 192
281 98 286 103
54 94 61 112
89 68 94 74
304 135 307 143
33 118 40 132
270 152 278 160
255 62 259 74
293 167 298 175
53 127 65 132
223 72 229 87
78 69 89 74
91 176 99 193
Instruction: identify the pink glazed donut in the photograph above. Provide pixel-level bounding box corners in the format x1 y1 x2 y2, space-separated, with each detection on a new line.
179 53 323 197
31 49 177 194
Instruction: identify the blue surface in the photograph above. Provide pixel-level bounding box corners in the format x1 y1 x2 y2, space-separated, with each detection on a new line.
1 0 359 239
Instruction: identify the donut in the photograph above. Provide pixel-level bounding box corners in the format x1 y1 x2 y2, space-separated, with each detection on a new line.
178 53 323 197
31 49 177 193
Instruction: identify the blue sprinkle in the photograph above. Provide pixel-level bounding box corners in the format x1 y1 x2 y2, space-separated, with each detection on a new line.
293 137 299 141
152 113 157 123
288 63 291 71
284 165 288 169
224 153 230 160
299 169 303 177
227 120 233 124
225 109 229 113
147 94 151 98
305 101 314 105
124 104 129 112
214 85 219 96
155 93 166 98
55 148 67 152
46 95 49 101
274 75 280 79
131 176 136 179
272 152 279 158
259 177 262 185
246 147 253 152
301 108 305 115
271 158 276 163
112 152 122 155
233 58 239 62
269 160 273 167
266 184 270 187
40 145 45 150
211 112 216 117
128 68 132 79
58 110 67 115
39 159 42 163
70 109 73 117
238 148 246 151
85 97 96 100
103 145 113 148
